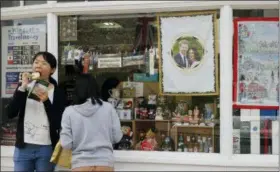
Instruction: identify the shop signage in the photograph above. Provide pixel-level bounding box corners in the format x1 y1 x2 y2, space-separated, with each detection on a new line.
1 24 46 97
97 57 122 68
122 55 144 67
133 73 158 82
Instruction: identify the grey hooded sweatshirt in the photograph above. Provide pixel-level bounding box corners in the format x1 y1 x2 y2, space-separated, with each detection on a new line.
60 99 123 169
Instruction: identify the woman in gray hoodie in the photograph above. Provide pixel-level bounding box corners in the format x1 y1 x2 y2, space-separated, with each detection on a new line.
60 74 123 171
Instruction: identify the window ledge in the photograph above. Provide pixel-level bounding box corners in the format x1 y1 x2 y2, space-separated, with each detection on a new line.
114 150 277 168
1 146 277 168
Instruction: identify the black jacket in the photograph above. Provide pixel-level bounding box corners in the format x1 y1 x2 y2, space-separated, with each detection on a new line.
7 77 66 149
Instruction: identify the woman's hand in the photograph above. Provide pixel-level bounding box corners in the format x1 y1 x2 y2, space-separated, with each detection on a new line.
35 88 49 102
21 72 30 89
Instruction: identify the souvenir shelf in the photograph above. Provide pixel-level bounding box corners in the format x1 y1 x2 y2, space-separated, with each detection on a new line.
170 125 215 153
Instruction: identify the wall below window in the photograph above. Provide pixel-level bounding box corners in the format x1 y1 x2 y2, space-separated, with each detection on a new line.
1 146 277 171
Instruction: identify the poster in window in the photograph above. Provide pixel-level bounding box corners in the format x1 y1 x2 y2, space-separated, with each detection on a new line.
157 11 219 95
233 18 279 109
1 24 46 98
60 16 77 41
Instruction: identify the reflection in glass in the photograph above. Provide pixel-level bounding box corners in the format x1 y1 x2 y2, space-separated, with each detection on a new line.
24 0 47 6
1 0 20 8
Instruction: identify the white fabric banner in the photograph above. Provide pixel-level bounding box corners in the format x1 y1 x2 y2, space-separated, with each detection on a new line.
159 14 216 94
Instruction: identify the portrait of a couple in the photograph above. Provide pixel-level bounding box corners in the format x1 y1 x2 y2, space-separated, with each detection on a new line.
172 39 202 70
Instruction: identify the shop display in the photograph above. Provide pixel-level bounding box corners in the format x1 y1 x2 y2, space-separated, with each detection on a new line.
107 80 219 153
140 128 158 151
159 133 174 151
233 17 279 108
116 126 133 150
1 119 17 146
157 11 218 95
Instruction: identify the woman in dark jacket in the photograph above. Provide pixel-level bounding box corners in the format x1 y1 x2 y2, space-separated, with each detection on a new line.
7 52 66 172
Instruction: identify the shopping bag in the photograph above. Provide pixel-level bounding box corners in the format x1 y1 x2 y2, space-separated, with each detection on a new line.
50 140 72 169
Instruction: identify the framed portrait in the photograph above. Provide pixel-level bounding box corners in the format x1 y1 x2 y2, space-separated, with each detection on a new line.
157 11 219 96
233 17 279 109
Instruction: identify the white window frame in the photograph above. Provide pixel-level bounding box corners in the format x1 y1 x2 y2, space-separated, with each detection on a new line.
1 1 279 170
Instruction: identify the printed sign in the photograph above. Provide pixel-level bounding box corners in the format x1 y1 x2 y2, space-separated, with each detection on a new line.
1 24 47 97
97 57 122 68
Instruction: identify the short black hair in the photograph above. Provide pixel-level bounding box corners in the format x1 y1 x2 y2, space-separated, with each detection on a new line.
33 51 57 69
73 74 103 106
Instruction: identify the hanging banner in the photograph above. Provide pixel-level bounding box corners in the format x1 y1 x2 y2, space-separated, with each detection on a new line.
233 18 279 109
157 11 218 95
1 24 47 97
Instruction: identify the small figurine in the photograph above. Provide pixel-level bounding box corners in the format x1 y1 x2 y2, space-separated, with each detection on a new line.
148 94 157 105
177 133 186 152
193 106 200 117
183 115 189 124
172 112 182 125
124 100 133 109
163 108 172 120
161 136 174 151
204 104 213 120
139 108 148 119
139 130 146 141
148 109 156 120
207 114 216 126
141 128 158 151
136 97 146 107
188 109 193 117
155 107 164 120
157 96 166 106
135 129 146 150
117 126 133 150
192 106 200 125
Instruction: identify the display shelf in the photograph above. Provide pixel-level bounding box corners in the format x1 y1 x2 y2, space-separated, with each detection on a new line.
171 125 215 152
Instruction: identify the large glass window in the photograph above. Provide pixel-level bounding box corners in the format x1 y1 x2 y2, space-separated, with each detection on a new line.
57 0 85 2
232 9 279 155
58 14 221 153
0 17 47 146
1 0 20 8
24 0 47 6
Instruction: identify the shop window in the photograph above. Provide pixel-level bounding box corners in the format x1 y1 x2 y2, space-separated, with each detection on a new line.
0 17 47 146
1 0 20 8
57 0 85 2
24 0 47 6
232 9 279 155
58 14 220 153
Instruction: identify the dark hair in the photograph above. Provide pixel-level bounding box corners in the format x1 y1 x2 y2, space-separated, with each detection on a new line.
73 74 103 106
187 47 200 61
101 77 120 101
33 51 57 69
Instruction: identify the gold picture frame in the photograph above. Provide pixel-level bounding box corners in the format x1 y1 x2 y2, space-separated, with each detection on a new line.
157 10 219 96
